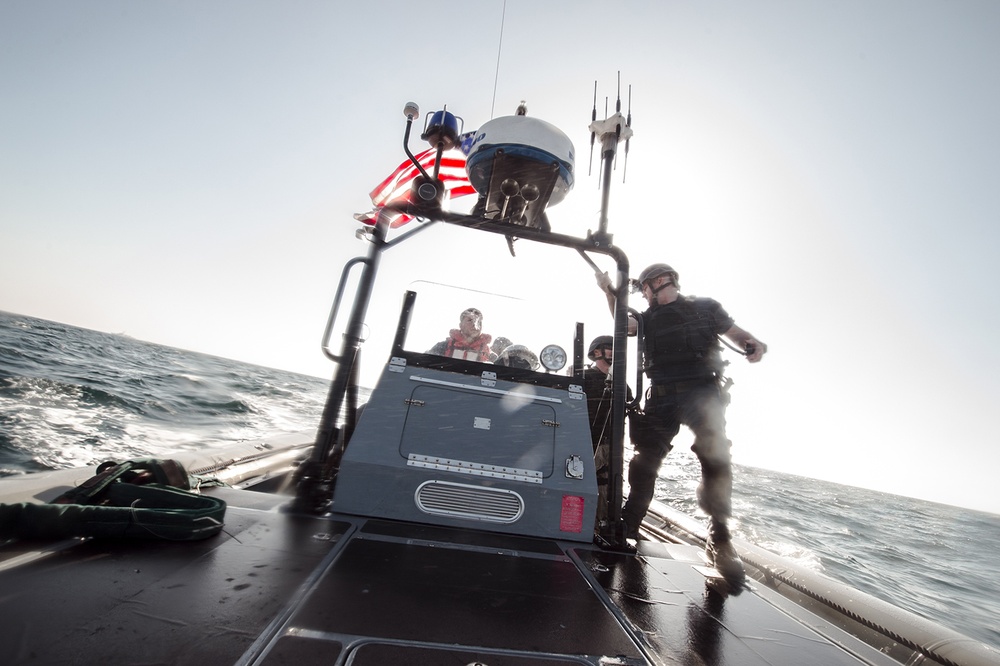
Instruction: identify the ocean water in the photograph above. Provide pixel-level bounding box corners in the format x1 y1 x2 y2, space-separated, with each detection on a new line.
2 310 998 651
0 311 329 472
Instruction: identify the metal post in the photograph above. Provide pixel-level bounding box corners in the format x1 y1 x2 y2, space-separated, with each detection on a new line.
294 217 388 511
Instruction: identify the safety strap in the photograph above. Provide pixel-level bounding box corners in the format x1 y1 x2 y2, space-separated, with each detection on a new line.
0 459 227 541
51 458 191 505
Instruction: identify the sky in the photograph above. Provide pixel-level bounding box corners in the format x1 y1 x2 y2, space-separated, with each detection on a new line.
2 1 999 515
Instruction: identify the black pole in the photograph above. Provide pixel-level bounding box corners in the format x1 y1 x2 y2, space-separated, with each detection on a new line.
597 145 615 237
293 216 388 512
607 255 630 539
318 222 384 456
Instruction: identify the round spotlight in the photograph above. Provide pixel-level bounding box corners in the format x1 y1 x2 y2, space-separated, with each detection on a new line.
539 345 567 372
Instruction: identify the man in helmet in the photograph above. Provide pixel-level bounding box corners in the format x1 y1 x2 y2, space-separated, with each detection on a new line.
583 335 616 453
596 263 766 584
582 335 632 532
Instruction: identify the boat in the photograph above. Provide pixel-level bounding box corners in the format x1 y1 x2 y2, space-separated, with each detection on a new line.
2 93 999 666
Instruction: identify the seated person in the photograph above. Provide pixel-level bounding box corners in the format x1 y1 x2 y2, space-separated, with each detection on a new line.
427 308 494 362
494 344 539 371
491 336 512 360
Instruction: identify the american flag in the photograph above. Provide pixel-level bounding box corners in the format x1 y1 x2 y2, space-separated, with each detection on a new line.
354 148 477 228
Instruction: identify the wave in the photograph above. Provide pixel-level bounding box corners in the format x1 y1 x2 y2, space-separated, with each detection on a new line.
0 312 328 475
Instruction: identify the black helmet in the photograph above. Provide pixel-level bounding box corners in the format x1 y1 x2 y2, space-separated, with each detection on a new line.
638 263 679 289
587 335 613 360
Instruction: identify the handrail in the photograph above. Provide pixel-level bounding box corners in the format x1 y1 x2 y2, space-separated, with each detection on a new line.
389 208 632 536
298 112 635 542
627 306 644 410
321 256 371 363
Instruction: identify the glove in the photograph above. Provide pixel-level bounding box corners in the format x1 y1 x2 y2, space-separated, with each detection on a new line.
596 271 614 295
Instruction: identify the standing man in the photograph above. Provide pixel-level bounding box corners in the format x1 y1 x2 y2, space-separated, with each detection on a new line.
597 263 766 583
582 335 630 532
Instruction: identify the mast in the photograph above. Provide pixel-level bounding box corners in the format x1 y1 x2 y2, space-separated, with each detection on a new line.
587 74 634 545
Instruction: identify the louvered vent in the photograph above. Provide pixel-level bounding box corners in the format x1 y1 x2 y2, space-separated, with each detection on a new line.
415 481 524 524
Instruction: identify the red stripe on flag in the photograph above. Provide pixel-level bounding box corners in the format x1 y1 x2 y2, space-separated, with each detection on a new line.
359 148 476 227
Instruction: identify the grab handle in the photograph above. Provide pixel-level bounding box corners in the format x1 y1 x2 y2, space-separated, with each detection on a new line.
321 256 371 363
627 306 644 409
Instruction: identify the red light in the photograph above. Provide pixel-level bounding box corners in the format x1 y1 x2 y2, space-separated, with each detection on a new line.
560 495 584 533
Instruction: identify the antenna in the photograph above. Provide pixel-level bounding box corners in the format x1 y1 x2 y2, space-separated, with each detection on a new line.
586 73 635 236
613 73 621 171
490 0 507 119
600 96 609 189
588 81 597 176
623 85 632 182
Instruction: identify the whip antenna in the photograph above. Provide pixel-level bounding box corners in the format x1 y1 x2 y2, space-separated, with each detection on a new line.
588 81 597 176
623 85 632 182
613 73 622 170
599 96 608 189
587 73 635 235
490 0 507 119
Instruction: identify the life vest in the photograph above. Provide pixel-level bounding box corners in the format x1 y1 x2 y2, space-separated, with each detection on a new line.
443 329 493 362
642 296 730 382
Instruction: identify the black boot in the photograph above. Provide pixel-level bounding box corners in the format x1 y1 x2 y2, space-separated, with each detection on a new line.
705 521 744 585
622 516 639 540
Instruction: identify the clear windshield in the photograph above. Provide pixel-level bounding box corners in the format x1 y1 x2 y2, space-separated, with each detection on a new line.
402 281 577 375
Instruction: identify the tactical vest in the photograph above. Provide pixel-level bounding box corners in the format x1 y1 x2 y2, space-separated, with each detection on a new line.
642 297 726 382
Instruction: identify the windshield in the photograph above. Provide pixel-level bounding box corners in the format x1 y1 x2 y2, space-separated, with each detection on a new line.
401 281 577 375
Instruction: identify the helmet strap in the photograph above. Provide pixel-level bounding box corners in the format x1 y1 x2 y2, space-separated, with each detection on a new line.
648 278 674 297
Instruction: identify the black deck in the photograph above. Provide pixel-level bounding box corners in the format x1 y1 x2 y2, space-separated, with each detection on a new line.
252 519 901 666
0 490 904 666
264 529 641 662
0 496 345 665
578 546 902 666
